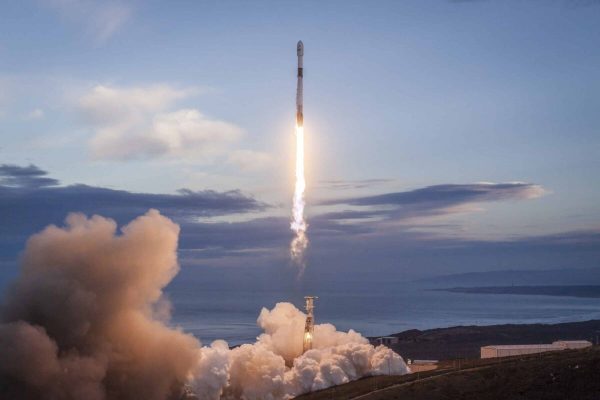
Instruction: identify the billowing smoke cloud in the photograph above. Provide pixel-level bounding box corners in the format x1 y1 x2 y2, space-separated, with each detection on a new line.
0 210 200 400
191 302 409 399
0 211 408 400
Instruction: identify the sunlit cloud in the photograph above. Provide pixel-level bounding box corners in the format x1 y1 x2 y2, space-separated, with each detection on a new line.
79 84 246 162
77 84 272 166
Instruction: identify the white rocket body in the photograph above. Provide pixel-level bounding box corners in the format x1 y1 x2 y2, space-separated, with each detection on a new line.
296 40 304 127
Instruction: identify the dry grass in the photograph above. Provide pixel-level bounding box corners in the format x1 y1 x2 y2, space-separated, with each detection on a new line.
297 347 600 400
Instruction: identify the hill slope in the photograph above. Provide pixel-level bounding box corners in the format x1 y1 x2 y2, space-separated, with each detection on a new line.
385 319 600 360
298 346 600 400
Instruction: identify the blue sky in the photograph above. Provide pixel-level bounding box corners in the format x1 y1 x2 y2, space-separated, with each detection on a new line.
1 0 599 281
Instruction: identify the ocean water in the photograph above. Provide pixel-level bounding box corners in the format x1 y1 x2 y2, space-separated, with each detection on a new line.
166 271 600 346
3 262 600 347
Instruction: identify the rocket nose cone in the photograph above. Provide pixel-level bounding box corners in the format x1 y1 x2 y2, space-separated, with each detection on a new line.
297 41 304 56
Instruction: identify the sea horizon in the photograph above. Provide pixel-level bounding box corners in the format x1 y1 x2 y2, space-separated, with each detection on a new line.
166 273 600 345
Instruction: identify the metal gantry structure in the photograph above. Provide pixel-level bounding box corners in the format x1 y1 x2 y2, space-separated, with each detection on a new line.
303 296 317 353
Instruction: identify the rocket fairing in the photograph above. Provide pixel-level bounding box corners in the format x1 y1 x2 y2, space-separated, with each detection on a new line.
296 40 304 127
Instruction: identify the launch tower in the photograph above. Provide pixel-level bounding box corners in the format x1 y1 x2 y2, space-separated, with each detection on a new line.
303 296 317 353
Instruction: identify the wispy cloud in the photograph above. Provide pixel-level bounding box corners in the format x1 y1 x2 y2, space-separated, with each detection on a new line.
325 183 545 207
319 182 546 223
317 179 394 190
45 0 132 44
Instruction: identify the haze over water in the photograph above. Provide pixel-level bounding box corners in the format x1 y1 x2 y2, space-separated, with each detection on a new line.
167 270 600 345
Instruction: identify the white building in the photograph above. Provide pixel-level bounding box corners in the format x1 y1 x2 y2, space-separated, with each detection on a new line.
374 336 399 346
481 340 592 359
552 340 593 350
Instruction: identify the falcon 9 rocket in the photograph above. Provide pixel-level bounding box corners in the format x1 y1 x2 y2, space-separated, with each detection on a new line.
296 40 304 127
291 40 308 270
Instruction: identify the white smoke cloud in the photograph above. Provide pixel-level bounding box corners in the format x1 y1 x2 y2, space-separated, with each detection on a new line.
0 211 408 400
190 302 410 400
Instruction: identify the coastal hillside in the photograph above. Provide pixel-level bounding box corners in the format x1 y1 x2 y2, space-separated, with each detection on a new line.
298 346 600 400
381 319 600 360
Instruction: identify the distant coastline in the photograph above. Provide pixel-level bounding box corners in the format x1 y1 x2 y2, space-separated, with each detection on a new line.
432 285 600 298
380 319 600 360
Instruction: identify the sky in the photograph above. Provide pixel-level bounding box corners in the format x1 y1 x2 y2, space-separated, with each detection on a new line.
1 0 600 284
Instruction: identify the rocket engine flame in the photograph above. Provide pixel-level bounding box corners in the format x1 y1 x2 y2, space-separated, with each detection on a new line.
292 125 306 233
290 124 308 269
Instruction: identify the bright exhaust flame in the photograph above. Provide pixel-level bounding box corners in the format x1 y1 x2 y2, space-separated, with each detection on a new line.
290 124 308 270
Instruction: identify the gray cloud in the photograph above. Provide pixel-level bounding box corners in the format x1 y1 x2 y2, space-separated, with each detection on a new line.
319 183 545 222
0 165 266 218
0 164 59 188
324 183 544 207
0 168 548 267
2 165 597 285
317 179 394 190
0 165 268 263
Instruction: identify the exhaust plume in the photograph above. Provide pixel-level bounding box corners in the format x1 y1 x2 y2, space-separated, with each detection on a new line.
291 40 308 274
0 211 408 400
191 302 409 399
0 210 200 400
290 124 309 272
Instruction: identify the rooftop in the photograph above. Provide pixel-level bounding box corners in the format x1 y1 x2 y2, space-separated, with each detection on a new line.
553 340 592 344
482 344 558 350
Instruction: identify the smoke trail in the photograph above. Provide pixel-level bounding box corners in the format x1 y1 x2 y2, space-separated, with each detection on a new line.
290 124 308 271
